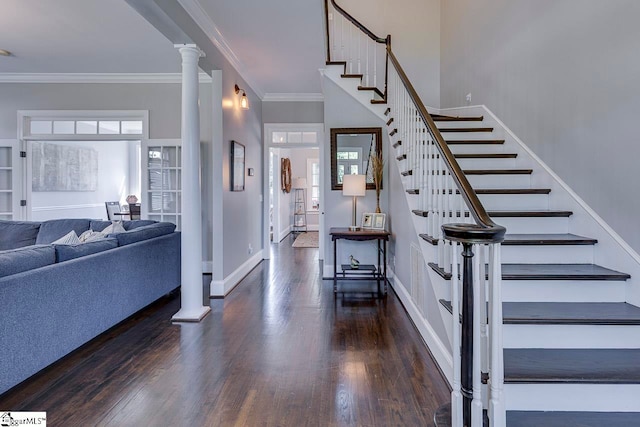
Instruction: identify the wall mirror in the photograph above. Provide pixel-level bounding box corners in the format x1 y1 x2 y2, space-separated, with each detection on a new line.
331 127 382 191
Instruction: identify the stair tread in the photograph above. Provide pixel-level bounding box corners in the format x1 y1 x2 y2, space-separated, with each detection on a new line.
474 188 551 194
503 233 597 245
429 262 630 280
464 169 532 175
446 139 505 144
489 210 572 217
341 73 363 78
431 115 484 122
440 301 640 325
504 348 640 384
454 153 517 158
440 127 494 132
507 411 640 427
411 209 572 217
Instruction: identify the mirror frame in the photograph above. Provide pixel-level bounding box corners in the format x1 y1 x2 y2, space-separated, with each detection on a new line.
330 127 383 191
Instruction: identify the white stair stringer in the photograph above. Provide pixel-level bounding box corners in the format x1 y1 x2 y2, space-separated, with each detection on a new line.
321 65 387 119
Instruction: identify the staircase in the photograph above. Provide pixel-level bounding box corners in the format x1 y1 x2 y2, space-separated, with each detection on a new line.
323 1 640 425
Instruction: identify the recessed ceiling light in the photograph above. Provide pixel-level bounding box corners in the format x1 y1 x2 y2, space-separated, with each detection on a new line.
0 49 11 56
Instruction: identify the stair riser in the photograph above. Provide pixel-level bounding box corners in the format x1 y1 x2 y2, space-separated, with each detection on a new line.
502 280 626 303
493 217 569 234
478 193 549 211
467 174 532 188
501 244 593 264
504 324 640 349
505 384 640 412
455 157 518 169
447 144 509 154
436 121 487 129
441 131 500 139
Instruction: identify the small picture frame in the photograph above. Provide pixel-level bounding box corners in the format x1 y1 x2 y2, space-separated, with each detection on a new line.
362 213 374 228
372 213 386 230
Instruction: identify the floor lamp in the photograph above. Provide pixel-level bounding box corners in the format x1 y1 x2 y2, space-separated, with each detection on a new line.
342 174 366 231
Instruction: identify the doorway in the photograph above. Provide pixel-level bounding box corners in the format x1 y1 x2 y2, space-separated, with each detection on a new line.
263 124 324 259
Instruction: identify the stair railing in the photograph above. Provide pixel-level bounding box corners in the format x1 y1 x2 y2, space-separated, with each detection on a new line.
324 2 507 426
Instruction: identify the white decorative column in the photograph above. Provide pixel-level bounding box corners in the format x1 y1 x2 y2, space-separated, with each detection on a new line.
172 44 211 322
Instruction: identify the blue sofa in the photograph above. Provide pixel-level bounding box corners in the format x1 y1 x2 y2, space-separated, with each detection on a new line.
0 218 181 394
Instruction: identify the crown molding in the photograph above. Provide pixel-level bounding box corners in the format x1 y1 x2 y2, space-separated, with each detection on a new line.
262 93 324 102
0 73 213 84
177 0 264 99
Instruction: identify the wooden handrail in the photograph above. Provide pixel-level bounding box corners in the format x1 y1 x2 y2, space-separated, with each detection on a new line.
328 0 387 44
386 50 505 241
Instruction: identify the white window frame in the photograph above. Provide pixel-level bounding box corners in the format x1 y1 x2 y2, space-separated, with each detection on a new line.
17 110 149 220
306 158 320 212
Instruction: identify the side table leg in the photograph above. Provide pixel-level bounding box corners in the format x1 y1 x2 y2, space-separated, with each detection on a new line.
377 239 381 295
333 238 337 293
383 240 388 294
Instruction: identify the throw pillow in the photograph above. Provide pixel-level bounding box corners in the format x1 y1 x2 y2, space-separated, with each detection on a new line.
52 230 81 245
79 230 106 243
101 221 126 235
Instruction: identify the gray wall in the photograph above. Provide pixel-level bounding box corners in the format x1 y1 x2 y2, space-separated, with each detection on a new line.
340 0 441 107
441 0 640 253
262 101 324 123
218 62 264 277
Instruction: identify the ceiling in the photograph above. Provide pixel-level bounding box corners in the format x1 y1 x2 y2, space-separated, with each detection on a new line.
0 0 327 97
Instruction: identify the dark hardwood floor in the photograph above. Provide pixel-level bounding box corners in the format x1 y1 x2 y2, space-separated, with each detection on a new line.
0 238 449 426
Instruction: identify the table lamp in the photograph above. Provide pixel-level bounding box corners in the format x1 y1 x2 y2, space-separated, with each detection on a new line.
342 174 366 231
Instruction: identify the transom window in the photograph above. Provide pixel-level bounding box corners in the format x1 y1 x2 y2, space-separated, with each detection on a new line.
28 119 143 137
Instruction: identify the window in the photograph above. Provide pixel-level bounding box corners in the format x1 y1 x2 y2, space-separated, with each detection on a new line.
336 147 362 184
27 118 144 138
307 158 319 210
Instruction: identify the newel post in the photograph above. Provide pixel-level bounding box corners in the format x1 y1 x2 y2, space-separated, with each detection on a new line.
435 223 505 427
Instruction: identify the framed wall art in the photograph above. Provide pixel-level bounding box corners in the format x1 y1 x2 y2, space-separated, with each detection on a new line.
231 140 245 191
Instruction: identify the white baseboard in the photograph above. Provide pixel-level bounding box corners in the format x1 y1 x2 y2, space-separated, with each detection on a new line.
210 250 264 297
307 224 319 231
389 268 453 386
278 226 291 242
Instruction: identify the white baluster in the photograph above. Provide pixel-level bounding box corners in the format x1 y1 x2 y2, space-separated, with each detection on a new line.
349 24 353 74
489 243 506 427
357 32 361 75
451 242 462 427
472 244 483 427
373 43 377 88
365 39 370 86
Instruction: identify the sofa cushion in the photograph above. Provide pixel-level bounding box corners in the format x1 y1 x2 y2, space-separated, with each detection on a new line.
101 222 126 235
0 220 41 250
36 219 91 244
0 245 56 278
114 222 176 246
90 220 156 232
54 238 118 262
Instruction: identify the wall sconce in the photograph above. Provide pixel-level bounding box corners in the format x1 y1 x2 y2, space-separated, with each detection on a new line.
234 84 249 110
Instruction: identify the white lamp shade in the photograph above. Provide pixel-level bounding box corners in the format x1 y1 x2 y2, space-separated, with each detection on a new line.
342 174 366 197
292 177 307 188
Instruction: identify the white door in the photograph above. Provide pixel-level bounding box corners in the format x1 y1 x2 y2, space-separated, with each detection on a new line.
142 139 182 230
0 140 22 220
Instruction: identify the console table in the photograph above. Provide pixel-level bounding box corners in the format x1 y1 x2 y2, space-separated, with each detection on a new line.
330 227 391 295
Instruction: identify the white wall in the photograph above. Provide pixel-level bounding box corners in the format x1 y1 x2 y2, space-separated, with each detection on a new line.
339 0 441 107
441 0 640 253
31 140 131 221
